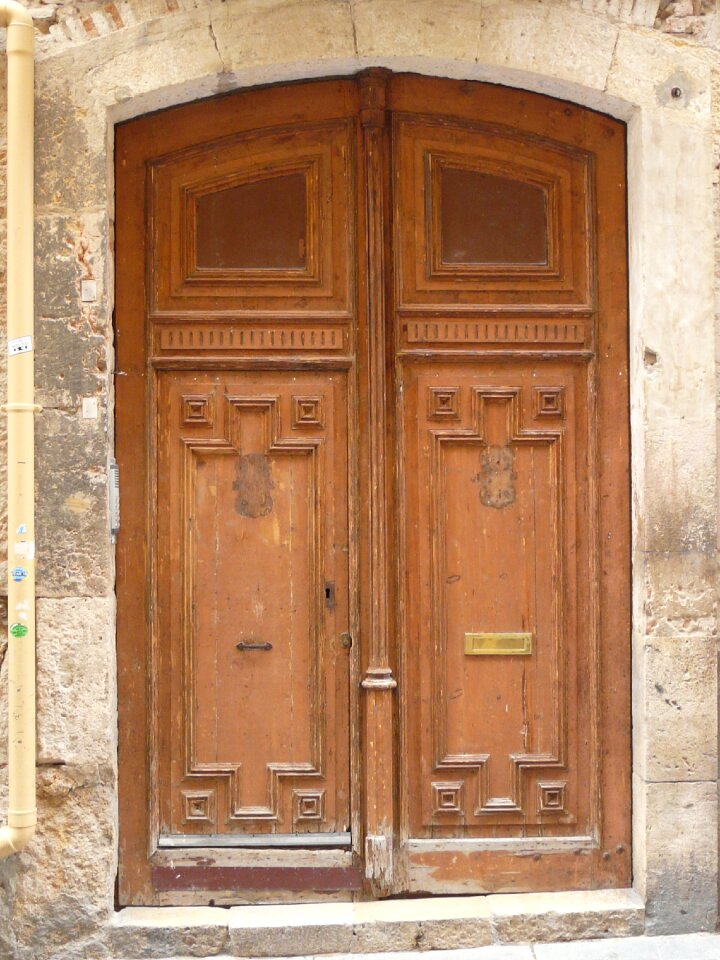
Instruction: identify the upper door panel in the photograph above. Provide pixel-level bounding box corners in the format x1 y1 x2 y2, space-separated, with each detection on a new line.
393 114 592 314
150 119 354 316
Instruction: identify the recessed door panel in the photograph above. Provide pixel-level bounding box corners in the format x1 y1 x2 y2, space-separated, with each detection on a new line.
401 363 588 836
393 113 591 309
157 371 350 838
151 119 354 312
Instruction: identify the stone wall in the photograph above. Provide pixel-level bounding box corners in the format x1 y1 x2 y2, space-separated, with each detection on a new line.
0 1 717 957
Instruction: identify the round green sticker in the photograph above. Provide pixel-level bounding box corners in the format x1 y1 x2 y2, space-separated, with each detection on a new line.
9 623 28 638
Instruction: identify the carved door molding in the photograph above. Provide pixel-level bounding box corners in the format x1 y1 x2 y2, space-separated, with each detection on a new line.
116 73 630 904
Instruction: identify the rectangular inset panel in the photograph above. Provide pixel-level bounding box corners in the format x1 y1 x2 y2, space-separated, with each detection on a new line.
151 120 354 314
196 171 308 270
156 371 350 838
403 319 588 350
440 166 548 265
154 324 349 358
394 113 592 310
400 362 591 840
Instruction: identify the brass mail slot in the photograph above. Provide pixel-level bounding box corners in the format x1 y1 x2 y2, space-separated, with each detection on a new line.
464 632 532 656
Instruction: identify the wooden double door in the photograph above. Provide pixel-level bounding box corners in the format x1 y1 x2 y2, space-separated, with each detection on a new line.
116 73 630 905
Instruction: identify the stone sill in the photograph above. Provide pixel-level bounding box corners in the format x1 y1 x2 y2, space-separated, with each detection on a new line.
111 889 644 957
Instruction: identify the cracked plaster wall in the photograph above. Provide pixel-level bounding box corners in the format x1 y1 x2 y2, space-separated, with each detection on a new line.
0 0 716 957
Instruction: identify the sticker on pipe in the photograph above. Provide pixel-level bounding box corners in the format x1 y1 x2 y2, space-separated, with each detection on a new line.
9 623 28 638
8 336 32 356
11 566 28 582
14 540 34 559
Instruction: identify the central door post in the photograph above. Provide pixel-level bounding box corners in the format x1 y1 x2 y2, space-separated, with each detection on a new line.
358 69 397 895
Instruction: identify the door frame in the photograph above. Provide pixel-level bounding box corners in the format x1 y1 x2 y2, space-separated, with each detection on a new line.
102 11 718 922
115 72 631 905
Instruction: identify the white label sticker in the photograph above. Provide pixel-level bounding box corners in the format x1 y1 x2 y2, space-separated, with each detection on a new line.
14 540 35 560
8 336 32 356
80 279 97 303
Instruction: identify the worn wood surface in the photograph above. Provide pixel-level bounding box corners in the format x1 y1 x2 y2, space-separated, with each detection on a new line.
116 73 630 904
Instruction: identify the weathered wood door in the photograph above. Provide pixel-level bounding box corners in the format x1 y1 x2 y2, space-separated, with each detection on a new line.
116 73 630 905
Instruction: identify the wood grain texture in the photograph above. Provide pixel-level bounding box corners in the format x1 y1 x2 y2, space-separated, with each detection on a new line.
116 79 361 905
390 76 629 894
116 73 629 903
156 373 350 836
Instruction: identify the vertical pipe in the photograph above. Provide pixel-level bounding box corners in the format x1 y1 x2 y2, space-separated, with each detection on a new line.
0 1 35 859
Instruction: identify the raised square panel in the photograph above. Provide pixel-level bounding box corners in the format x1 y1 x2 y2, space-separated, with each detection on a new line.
432 781 464 815
428 386 460 420
534 386 565 419
182 394 213 426
538 781 568 814
293 396 324 428
293 790 325 824
182 789 215 824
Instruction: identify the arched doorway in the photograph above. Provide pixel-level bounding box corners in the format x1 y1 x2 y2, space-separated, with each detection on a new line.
115 71 630 905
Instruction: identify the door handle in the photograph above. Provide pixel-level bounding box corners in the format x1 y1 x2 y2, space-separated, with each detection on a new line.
236 640 273 651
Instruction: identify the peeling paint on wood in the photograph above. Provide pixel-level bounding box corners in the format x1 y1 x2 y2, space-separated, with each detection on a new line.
477 445 516 509
233 453 274 518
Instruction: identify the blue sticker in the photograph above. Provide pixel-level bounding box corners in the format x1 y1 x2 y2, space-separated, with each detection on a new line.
11 567 28 582
16 524 27 535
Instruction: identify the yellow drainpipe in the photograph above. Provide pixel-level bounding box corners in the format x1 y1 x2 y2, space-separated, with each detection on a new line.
0 0 35 859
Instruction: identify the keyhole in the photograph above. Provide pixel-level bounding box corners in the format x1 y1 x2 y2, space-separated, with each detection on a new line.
324 582 335 610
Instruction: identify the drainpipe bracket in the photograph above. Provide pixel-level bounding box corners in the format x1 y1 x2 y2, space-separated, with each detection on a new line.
1 403 42 413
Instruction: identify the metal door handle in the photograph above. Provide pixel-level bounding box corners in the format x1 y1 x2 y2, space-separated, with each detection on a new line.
236 641 273 651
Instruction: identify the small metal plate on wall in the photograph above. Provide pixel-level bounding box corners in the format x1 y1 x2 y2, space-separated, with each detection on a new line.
464 632 532 655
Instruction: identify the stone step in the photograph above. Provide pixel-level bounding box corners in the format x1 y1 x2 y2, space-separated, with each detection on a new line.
110 890 644 958
105 936 720 960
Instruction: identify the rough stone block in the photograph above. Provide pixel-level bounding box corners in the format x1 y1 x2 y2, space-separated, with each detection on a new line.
476 0 618 94
38 597 115 765
73 11 224 122
0 598 115 768
628 117 715 417
0 764 116 960
606 28 711 119
35 213 108 322
229 898 495 955
488 889 644 944
213 0 356 76
643 552 718 637
111 906 230 958
642 779 718 933
641 423 716 555
34 74 107 213
353 0 479 63
636 635 717 782
35 315 109 413
35 407 112 597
